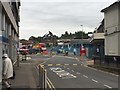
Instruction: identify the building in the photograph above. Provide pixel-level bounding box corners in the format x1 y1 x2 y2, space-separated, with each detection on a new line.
56 39 92 58
90 19 105 65
0 0 21 86
70 39 92 58
101 0 120 67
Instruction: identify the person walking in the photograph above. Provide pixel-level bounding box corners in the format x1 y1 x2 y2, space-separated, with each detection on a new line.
73 48 77 55
2 54 13 89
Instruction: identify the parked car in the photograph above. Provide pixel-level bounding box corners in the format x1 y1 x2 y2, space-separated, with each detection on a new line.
28 48 39 54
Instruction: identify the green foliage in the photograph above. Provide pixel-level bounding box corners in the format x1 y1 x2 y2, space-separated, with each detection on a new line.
23 31 90 45
60 31 90 39
29 36 40 44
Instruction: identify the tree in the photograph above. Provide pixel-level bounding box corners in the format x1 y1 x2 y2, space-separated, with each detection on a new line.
20 39 27 45
29 36 39 44
74 31 90 39
60 31 71 39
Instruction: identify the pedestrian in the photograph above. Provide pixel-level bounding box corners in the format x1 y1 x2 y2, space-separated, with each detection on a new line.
73 48 77 55
2 54 13 89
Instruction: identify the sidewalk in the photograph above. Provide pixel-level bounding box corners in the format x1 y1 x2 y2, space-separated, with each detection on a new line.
67 52 94 65
10 60 39 89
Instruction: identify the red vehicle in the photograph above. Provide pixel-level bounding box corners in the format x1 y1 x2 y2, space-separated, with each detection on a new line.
19 45 28 55
39 43 48 54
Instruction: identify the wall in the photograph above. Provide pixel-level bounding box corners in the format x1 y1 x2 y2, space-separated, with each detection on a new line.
118 31 120 56
105 4 119 30
104 3 119 56
118 4 120 56
0 2 2 89
105 34 118 56
1 2 18 33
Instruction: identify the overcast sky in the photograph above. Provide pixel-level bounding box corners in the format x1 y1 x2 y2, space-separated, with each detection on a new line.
20 0 117 40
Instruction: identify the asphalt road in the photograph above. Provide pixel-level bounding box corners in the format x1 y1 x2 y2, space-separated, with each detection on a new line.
33 55 119 89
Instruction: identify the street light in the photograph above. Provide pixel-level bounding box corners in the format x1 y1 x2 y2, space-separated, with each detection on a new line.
80 25 83 47
80 25 84 56
80 25 83 40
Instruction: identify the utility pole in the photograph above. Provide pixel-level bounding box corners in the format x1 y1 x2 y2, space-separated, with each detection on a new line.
81 25 83 40
81 25 83 47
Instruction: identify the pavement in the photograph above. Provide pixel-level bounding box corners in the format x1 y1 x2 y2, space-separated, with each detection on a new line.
3 55 44 89
64 52 94 65
10 62 37 89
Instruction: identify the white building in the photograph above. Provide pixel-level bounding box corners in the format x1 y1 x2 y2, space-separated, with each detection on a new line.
101 0 120 67
0 0 20 87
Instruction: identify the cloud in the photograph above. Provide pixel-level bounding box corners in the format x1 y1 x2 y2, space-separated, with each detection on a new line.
21 0 117 3
20 0 117 39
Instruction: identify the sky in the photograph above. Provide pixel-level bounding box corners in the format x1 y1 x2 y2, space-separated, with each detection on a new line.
20 0 117 40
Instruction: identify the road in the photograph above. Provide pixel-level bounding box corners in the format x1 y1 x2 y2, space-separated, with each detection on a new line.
32 55 119 89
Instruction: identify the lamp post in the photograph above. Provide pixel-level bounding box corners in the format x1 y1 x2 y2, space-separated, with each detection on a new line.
80 25 85 56
81 25 83 40
81 25 83 47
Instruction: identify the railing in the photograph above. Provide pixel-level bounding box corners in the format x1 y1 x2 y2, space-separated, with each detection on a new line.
38 65 56 90
38 65 47 90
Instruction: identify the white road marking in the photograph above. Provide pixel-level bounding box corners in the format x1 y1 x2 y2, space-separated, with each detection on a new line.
75 58 78 60
84 65 88 67
76 72 81 74
53 55 118 76
92 79 99 83
72 70 74 72
71 74 77 78
50 67 76 79
26 57 31 60
62 74 76 79
67 68 70 70
104 85 112 89
41 61 47 65
83 75 88 78
73 64 77 66
87 66 119 77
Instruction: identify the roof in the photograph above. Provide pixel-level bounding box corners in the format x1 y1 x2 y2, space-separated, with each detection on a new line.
70 39 90 44
101 0 120 12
